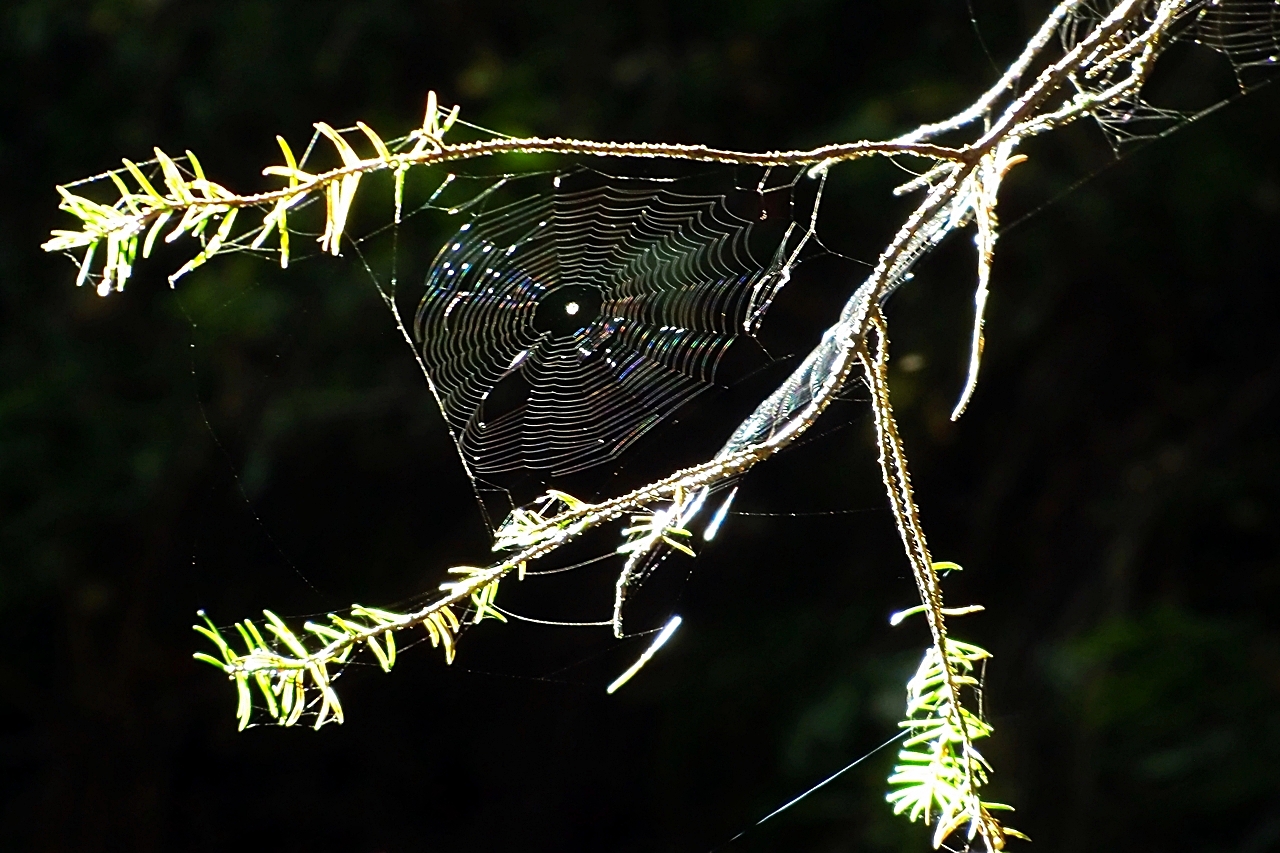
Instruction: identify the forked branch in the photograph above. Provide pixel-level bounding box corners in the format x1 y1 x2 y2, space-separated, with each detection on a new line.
43 1 1254 848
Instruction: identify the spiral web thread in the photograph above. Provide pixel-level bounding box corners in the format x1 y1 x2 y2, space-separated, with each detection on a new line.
409 168 811 481
244 0 1280 741
373 2 1280 505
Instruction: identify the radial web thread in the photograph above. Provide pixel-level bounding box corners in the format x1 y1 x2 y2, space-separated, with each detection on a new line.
412 168 806 478
1060 0 1279 150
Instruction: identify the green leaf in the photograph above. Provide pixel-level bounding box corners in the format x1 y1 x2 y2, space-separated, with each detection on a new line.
275 135 299 185
263 609 308 657
235 674 252 731
315 122 361 167
394 167 406 224
185 149 207 184
74 242 97 288
303 621 347 642
194 612 235 660
366 635 392 672
107 171 141 215
168 253 206 285
254 672 280 719
277 204 290 268
142 211 172 258
202 207 238 256
153 148 192 202
357 121 391 160
122 158 164 200
242 618 270 652
285 677 306 726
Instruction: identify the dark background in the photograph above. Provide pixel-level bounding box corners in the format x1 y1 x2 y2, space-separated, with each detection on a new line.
2 1 1278 851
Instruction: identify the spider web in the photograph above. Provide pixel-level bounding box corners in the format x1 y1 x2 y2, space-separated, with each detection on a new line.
1060 0 1279 150
411 167 805 479
343 150 840 531
41 0 1278 730
73 0 1275 650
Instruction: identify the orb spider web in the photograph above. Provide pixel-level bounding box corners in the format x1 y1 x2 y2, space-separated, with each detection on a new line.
413 168 802 478
350 154 839 531
1057 0 1279 150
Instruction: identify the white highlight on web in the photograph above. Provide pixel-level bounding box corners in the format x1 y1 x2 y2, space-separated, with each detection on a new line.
703 486 738 541
606 615 682 694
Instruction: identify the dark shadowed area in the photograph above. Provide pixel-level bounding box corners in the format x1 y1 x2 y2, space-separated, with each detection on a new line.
2 1 1278 851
